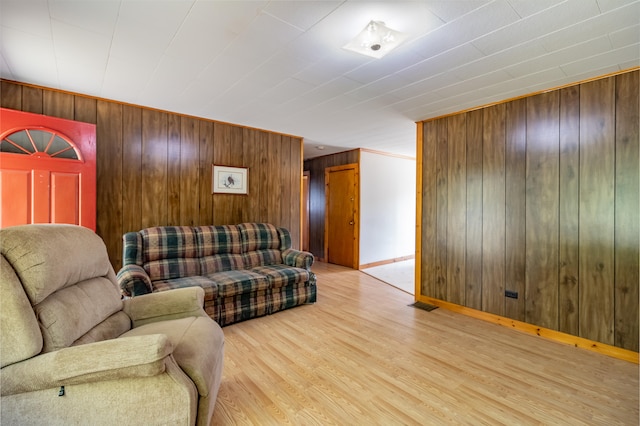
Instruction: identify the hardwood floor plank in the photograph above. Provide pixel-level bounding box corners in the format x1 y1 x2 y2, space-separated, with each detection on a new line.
210 262 639 425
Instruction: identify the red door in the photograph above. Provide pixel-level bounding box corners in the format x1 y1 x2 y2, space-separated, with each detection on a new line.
0 108 96 230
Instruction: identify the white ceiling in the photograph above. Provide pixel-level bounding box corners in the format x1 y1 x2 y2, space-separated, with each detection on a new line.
1 0 638 159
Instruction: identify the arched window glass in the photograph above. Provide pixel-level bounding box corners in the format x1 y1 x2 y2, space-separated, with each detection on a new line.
0 128 79 160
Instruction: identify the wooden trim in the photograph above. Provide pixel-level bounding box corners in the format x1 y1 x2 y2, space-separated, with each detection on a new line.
359 255 414 270
359 147 416 161
415 122 424 299
416 295 640 364
416 67 640 125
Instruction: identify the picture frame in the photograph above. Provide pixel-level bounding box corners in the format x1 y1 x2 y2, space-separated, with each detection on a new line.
212 165 248 194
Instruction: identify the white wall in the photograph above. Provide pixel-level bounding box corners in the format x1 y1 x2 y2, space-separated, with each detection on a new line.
359 150 416 266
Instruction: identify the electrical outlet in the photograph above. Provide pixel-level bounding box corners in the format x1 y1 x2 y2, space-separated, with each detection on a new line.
505 290 518 299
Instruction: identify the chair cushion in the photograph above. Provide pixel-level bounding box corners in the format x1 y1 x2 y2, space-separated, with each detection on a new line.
206 270 269 298
0 255 42 367
0 224 115 305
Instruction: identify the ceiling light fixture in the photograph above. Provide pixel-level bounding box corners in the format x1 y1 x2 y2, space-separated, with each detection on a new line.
342 20 409 59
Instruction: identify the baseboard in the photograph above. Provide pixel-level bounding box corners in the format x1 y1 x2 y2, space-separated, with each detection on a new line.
360 255 414 270
417 295 639 364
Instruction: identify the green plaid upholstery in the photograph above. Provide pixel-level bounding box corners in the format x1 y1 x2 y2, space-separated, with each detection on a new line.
270 283 317 314
239 223 280 252
152 276 220 323
277 227 292 250
218 291 269 327
197 225 242 255
206 270 269 298
282 248 314 269
249 265 310 289
122 232 143 266
243 249 281 268
116 264 152 296
141 227 201 281
117 223 316 327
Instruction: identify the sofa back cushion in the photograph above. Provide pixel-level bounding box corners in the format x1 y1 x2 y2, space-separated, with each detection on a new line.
197 225 244 275
238 223 283 268
141 226 201 281
0 224 126 353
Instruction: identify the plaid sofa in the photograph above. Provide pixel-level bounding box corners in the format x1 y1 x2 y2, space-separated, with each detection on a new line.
117 223 316 326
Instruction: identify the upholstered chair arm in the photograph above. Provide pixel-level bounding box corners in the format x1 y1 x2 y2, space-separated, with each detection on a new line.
117 264 153 296
0 334 172 396
123 286 207 328
282 248 314 270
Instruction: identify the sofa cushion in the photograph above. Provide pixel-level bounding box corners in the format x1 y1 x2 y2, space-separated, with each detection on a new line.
206 270 269 298
200 253 244 275
249 265 311 289
238 223 280 252
153 276 218 302
197 225 242 255
141 227 200 280
243 249 282 268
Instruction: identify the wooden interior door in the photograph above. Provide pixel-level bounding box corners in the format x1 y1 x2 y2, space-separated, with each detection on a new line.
0 108 96 230
325 164 359 268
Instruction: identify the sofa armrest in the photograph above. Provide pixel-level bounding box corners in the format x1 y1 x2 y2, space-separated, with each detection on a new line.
0 334 172 396
282 248 314 270
123 286 207 328
117 264 152 296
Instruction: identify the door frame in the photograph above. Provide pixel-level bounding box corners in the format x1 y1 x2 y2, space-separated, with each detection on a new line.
324 163 360 269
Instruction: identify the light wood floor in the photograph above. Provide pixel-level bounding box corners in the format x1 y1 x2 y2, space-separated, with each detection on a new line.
210 262 639 425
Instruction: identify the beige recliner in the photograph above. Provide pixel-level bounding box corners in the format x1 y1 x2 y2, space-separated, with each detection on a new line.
0 224 224 425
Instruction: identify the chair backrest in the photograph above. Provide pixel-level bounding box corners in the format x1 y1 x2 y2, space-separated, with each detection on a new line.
0 224 129 362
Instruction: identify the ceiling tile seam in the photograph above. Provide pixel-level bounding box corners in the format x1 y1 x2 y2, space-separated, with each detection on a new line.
101 0 124 95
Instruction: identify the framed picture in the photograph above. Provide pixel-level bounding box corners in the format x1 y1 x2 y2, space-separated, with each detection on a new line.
212 165 248 194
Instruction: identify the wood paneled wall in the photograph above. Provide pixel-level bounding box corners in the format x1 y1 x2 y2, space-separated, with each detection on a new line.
417 70 639 351
303 149 359 259
1 80 303 270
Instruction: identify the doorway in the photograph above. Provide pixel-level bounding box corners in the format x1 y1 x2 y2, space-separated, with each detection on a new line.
324 163 359 269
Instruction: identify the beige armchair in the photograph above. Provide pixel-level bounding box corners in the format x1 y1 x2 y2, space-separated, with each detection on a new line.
0 224 224 426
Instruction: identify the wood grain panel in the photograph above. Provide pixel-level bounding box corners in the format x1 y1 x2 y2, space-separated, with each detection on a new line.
74 96 97 124
167 114 181 226
614 71 639 351
465 109 483 310
213 123 244 226
446 114 466 305
287 136 302 248
579 77 615 345
481 104 506 316
504 98 526 321
96 101 123 268
22 86 43 114
122 105 143 235
141 109 168 228
43 91 74 120
558 86 580 336
198 121 214 225
179 116 200 226
435 118 448 300
525 91 560 330
267 133 283 226
1 81 22 110
243 128 261 223
421 122 437 297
